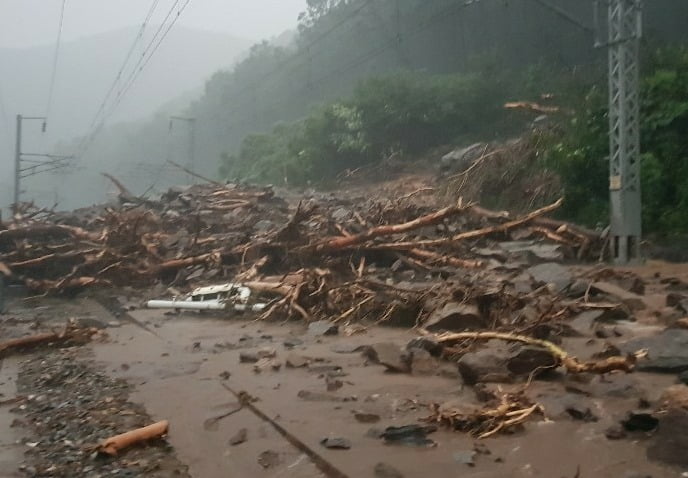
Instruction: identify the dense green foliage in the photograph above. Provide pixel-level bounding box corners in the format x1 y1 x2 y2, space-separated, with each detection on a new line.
543 46 688 235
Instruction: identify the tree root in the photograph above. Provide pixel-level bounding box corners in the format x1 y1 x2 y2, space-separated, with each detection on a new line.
432 331 637 374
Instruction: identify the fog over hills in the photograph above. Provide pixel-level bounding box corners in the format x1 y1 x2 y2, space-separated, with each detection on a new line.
0 25 252 206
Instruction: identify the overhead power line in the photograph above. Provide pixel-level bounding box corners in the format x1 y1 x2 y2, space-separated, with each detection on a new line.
45 0 67 120
77 0 191 159
83 0 162 139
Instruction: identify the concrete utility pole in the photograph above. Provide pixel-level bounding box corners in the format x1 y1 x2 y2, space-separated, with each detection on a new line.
596 0 643 264
169 116 197 183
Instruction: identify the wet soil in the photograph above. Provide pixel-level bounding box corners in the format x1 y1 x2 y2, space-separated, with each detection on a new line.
2 262 688 477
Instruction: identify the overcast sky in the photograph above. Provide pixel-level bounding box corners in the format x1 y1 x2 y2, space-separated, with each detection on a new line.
0 0 308 48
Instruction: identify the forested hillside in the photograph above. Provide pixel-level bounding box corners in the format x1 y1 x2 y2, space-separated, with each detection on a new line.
65 0 688 236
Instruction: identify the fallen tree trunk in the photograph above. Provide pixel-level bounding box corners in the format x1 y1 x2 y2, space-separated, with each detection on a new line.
373 198 564 250
313 204 466 252
98 420 169 456
0 326 97 357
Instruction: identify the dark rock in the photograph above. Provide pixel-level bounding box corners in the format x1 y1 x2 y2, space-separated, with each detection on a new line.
677 370 688 385
666 292 686 308
283 338 303 348
308 320 339 336
458 342 555 385
409 348 438 376
363 343 410 373
567 310 605 336
622 329 688 372
621 411 658 432
453 450 476 466
326 376 343 391
257 450 280 469
506 346 558 376
458 341 512 385
605 425 627 440
229 428 247 446
565 404 598 422
297 390 356 402
239 347 276 363
331 343 366 354
647 409 688 467
406 336 444 357
566 279 589 298
591 282 647 312
285 354 310 368
374 462 404 478
320 437 351 450
380 425 437 447
526 263 572 292
354 412 380 423
425 302 485 331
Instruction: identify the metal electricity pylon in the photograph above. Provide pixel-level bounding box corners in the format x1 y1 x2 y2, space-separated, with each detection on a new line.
596 0 643 264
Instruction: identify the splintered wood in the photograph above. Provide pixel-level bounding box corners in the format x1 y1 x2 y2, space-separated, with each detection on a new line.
1 179 605 326
424 392 542 439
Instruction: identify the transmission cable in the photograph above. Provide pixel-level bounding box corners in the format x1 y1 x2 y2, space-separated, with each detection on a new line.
45 0 67 120
83 0 162 139
77 0 190 158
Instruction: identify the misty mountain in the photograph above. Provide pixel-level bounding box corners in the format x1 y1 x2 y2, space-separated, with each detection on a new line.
0 25 252 150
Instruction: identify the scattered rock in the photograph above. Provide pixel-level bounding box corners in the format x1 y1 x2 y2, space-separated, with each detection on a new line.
331 343 366 354
283 338 303 348
425 302 486 331
239 347 277 363
353 412 381 423
228 428 247 446
458 341 512 384
677 370 688 385
285 353 310 368
363 343 410 373
380 425 437 447
605 424 627 440
647 408 688 467
526 262 572 292
297 390 356 402
257 450 280 469
622 329 688 372
458 341 555 384
453 450 477 466
621 411 658 432
506 345 558 376
320 437 351 450
409 348 438 376
406 336 444 357
326 376 343 391
658 385 688 410
374 462 404 478
591 282 647 311
565 404 598 422
308 320 339 336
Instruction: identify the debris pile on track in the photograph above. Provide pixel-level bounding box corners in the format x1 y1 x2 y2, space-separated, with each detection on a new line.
1 178 606 330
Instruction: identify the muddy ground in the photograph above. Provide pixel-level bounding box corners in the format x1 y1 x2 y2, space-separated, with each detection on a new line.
1 261 688 478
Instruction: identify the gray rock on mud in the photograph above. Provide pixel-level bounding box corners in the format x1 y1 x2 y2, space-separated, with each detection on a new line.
622 329 688 372
526 262 572 292
425 302 486 331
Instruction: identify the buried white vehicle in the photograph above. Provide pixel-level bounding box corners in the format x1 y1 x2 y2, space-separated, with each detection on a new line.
146 283 266 311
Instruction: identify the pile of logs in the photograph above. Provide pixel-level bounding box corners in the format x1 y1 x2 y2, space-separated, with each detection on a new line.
1 178 605 327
